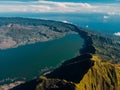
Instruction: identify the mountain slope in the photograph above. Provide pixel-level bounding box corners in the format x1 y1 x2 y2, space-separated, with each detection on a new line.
76 55 120 90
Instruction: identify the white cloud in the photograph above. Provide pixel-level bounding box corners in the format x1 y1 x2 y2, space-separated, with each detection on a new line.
62 20 72 24
0 1 95 13
114 32 120 36
103 16 109 19
0 1 120 15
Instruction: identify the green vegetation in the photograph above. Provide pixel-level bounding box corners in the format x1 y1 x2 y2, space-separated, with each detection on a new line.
86 31 120 63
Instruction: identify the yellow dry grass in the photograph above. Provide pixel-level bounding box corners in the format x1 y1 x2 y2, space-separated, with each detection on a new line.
76 54 120 90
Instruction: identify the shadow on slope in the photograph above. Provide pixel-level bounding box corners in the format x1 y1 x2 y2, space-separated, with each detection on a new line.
10 79 38 90
11 54 94 90
46 53 94 83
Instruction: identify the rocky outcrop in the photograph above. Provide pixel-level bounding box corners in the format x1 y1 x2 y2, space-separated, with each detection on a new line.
36 76 75 90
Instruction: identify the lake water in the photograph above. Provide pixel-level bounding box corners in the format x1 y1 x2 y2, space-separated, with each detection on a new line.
0 34 83 85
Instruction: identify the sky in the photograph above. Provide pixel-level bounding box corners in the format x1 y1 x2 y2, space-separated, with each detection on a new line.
0 0 120 16
1 0 119 2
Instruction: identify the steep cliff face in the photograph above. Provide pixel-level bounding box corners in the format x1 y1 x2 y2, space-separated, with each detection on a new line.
76 55 120 90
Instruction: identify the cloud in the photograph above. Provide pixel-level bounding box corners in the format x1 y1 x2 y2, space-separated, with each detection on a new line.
0 1 95 13
103 16 109 19
62 20 72 24
0 0 120 15
114 32 120 36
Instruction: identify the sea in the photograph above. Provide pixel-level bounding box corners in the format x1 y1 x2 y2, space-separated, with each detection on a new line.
0 12 120 85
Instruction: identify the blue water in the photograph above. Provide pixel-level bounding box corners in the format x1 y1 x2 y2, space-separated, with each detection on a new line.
0 34 83 85
0 13 120 36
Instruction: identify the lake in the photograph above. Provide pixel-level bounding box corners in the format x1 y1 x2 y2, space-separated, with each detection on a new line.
0 34 83 85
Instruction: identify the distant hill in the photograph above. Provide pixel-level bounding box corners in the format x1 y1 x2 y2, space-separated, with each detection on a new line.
0 17 76 49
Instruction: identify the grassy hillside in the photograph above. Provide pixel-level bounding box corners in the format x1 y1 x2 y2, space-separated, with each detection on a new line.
76 55 120 90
